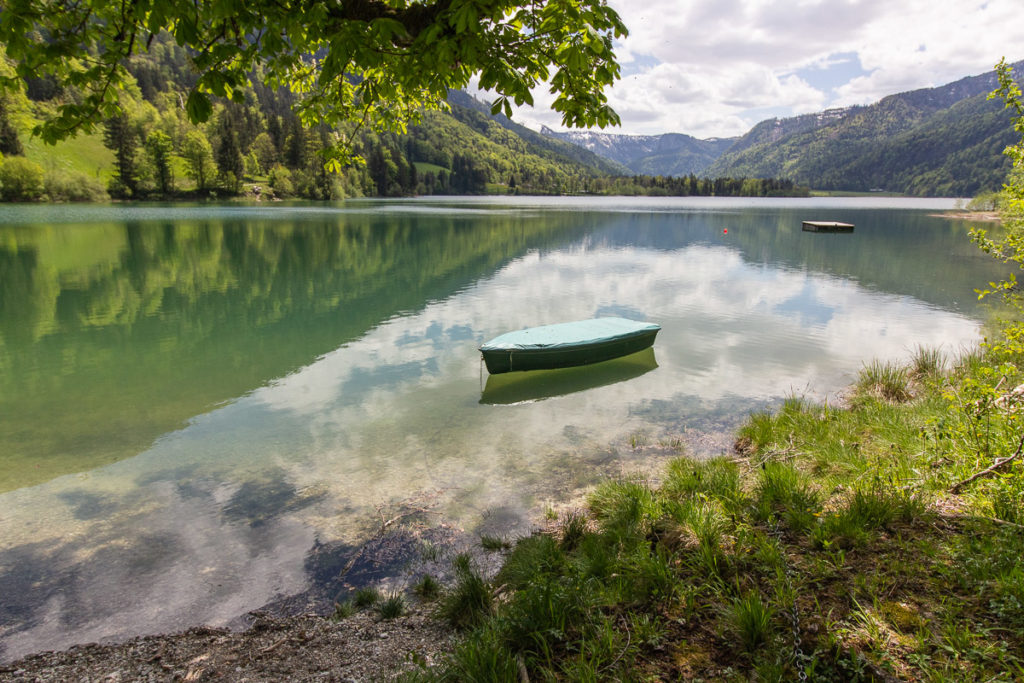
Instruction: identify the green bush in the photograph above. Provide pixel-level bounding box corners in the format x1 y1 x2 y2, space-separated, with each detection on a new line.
267 164 294 198
0 156 46 201
44 168 109 202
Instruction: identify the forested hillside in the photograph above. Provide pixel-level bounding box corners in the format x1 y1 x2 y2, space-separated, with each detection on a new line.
706 62 1023 195
0 35 631 202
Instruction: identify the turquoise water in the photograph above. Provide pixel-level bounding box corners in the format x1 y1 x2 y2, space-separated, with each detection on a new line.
0 197 1003 660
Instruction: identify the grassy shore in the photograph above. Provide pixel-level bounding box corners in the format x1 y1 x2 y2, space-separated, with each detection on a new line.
386 331 1024 681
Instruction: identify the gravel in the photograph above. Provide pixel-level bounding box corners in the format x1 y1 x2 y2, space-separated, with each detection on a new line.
0 608 455 682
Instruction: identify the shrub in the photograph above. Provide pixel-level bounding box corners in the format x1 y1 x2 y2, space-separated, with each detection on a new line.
966 191 1000 211
44 168 108 202
0 156 45 201
267 164 294 198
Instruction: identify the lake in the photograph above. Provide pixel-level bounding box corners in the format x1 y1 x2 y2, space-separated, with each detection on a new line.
0 196 1004 661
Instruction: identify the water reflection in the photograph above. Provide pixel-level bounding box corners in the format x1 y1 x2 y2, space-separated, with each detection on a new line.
480 348 659 405
0 198 1005 662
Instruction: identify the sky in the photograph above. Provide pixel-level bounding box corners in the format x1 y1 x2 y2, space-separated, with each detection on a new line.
504 0 1024 139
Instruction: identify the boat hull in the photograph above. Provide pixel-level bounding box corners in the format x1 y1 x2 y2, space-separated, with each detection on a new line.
480 323 660 374
802 220 854 233
481 348 658 403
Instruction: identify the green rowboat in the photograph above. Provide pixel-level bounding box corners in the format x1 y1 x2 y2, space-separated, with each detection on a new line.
479 317 661 374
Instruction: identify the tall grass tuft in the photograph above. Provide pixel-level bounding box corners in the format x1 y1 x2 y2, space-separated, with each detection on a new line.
617 546 681 607
480 535 511 551
501 573 597 665
737 410 780 452
437 557 494 629
727 591 775 653
559 509 589 552
497 533 567 589
412 573 441 600
753 461 820 532
587 476 661 541
662 456 742 507
910 344 945 378
353 586 382 608
858 360 911 402
377 592 406 619
812 481 928 549
446 624 521 682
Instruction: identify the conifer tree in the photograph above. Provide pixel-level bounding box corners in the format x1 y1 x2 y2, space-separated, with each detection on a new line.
103 114 139 197
0 98 23 156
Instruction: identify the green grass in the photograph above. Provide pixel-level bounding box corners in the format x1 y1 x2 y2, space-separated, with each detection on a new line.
377 592 406 619
911 344 945 378
22 129 114 180
331 600 355 620
353 586 382 608
727 591 775 653
857 359 912 402
412 161 449 175
479 535 511 551
413 574 441 600
436 557 493 630
415 336 1024 680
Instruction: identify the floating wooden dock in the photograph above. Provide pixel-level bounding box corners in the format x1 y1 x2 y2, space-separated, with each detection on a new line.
802 221 854 233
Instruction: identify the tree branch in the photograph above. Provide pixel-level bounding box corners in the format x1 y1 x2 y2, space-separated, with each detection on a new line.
949 430 1024 493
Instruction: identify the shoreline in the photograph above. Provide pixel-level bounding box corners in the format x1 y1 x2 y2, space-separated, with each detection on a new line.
0 610 455 682
928 210 1002 222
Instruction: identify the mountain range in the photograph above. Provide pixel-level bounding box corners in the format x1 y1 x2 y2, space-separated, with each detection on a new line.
542 61 1023 196
539 127 735 177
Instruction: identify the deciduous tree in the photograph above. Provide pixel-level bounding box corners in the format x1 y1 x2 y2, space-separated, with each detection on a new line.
0 0 627 166
181 130 215 191
145 129 174 194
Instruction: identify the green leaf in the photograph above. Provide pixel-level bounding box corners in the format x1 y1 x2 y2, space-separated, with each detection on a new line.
185 90 213 122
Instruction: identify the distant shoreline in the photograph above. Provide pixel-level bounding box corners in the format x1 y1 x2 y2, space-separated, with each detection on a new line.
929 210 1002 222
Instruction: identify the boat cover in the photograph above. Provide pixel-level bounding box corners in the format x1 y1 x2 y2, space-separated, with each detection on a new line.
480 317 660 351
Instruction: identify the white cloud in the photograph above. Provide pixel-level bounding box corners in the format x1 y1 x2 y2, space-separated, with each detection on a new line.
505 0 1023 137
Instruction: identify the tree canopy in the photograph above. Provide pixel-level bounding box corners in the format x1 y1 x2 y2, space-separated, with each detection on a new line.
0 0 627 166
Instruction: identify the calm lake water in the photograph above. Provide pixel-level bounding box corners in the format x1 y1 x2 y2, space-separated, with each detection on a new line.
0 196 1004 660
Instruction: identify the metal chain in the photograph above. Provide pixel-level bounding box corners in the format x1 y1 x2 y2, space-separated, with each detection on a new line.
769 519 809 681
